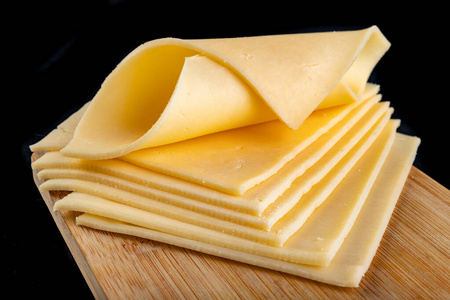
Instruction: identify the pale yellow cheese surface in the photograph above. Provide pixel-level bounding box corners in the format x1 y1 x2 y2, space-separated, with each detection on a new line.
121 94 381 195
51 119 397 263
29 129 73 152
36 100 392 235
52 124 390 266
266 117 396 241
59 26 390 160
28 83 380 155
38 119 395 249
55 133 420 287
32 86 380 197
44 118 396 250
28 26 423 288
33 89 383 216
74 134 419 287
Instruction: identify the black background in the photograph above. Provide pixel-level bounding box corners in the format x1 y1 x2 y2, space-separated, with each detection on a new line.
6 0 448 298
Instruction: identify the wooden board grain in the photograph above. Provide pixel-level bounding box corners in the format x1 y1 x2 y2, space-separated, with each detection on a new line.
31 152 450 299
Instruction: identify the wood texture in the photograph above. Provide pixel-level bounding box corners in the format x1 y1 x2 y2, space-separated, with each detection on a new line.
31 152 450 299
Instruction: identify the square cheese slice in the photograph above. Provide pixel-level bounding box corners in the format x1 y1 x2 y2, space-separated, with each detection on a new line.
33 94 384 217
38 105 392 236
121 93 379 195
73 132 420 287
52 119 399 266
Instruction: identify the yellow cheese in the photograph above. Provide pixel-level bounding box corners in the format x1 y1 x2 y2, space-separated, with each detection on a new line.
37 100 391 233
33 91 382 217
59 26 389 159
33 152 265 216
29 129 73 152
42 113 395 249
32 86 380 197
28 25 420 288
265 116 396 241
29 101 90 152
53 129 414 269
56 101 90 133
27 82 380 155
44 118 396 249
280 119 397 254
254 102 391 224
74 133 420 287
315 81 356 110
121 94 381 195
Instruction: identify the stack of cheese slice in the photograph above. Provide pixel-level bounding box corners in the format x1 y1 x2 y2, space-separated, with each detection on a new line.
30 26 420 287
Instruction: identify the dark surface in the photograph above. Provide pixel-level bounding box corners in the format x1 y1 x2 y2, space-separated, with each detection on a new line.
6 1 448 298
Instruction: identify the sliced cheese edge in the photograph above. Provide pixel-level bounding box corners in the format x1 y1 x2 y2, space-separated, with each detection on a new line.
29 101 90 152
119 93 381 195
73 133 420 287
52 119 400 265
33 90 382 213
32 87 380 197
38 104 393 235
39 117 395 249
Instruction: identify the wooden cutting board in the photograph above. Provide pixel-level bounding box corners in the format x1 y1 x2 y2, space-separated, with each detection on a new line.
31 152 449 299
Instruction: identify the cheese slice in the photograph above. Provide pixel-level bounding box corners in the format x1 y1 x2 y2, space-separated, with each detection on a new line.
38 102 391 234
30 101 90 152
29 129 73 152
33 90 382 217
51 117 394 250
32 86 380 197
28 82 380 155
53 130 415 268
266 117 396 243
254 103 391 224
43 118 397 249
56 101 91 133
32 152 263 216
280 120 396 253
121 94 381 195
74 133 420 287
60 26 389 159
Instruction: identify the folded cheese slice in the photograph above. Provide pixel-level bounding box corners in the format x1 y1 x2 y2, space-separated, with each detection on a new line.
30 84 379 154
73 133 420 287
33 85 380 196
59 26 389 160
32 88 382 209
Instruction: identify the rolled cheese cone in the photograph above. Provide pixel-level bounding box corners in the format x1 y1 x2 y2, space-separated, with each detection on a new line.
61 26 390 159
